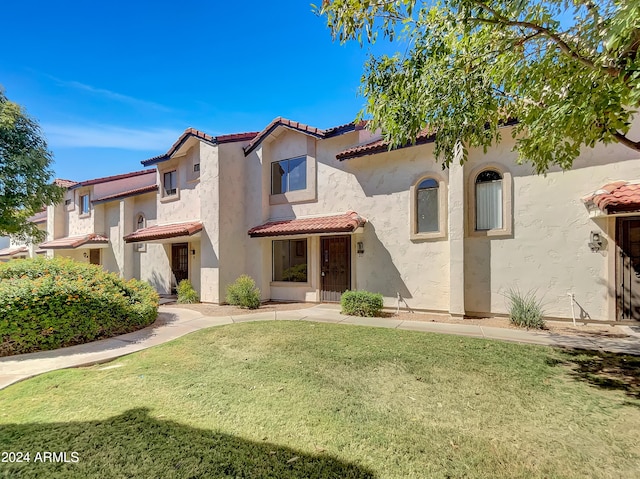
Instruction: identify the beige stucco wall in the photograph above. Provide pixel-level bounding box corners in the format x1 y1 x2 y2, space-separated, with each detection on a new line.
199 141 221 302
463 129 640 320
244 129 451 309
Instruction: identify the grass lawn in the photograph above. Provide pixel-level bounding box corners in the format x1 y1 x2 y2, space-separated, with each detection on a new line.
1 322 639 478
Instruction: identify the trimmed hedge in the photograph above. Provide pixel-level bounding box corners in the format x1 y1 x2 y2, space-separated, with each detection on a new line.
341 290 384 317
0 257 159 356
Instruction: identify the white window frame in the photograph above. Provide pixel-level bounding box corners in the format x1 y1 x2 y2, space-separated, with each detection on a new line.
409 173 447 240
467 163 512 237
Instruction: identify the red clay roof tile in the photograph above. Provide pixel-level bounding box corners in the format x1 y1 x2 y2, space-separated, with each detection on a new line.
40 233 109 250
71 169 155 189
248 211 366 237
123 221 203 243
336 128 436 160
583 181 640 214
55 178 78 188
0 246 28 258
92 184 158 204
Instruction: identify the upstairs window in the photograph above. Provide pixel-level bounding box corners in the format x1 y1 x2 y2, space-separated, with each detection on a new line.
416 178 439 233
475 170 503 230
80 194 90 215
163 170 177 196
271 156 307 195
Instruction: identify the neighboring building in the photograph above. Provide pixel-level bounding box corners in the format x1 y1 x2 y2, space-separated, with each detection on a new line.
19 117 640 321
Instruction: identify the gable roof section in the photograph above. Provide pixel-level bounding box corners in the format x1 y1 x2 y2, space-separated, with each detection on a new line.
248 211 366 238
92 184 158 205
582 181 640 214
336 128 436 161
123 221 203 243
0 246 28 258
40 233 109 250
243 118 366 156
70 169 154 189
142 128 259 167
55 178 78 188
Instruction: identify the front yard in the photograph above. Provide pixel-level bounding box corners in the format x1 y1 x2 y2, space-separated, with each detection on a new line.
1 321 639 478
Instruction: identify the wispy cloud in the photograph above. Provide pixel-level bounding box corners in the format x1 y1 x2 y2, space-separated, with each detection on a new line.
46 74 172 112
43 123 182 151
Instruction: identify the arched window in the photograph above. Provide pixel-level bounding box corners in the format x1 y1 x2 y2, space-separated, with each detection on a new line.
136 214 146 231
475 170 503 230
416 178 439 233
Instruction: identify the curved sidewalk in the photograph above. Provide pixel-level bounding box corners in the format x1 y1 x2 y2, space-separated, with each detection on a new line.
1 305 639 391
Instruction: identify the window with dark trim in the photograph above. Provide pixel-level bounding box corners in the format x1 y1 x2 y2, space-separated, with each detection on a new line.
163 170 177 196
271 157 307 195
272 239 307 282
416 178 439 233
475 170 503 230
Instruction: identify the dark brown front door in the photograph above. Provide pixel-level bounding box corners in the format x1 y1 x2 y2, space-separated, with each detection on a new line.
617 218 640 320
321 236 351 302
89 249 100 265
171 243 189 290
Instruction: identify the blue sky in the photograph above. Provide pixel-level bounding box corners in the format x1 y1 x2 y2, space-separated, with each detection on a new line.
1 1 397 181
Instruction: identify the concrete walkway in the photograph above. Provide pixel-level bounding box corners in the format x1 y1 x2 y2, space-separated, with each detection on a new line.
1 304 639 391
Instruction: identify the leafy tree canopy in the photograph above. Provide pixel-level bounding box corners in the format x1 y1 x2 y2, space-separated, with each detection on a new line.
318 1 640 172
0 89 63 240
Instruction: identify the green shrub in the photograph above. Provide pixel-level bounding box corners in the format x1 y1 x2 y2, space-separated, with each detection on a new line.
177 279 199 304
0 257 159 356
341 290 384 317
226 275 261 309
505 288 546 329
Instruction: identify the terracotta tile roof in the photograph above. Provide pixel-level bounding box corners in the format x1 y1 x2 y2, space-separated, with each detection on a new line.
55 178 78 188
28 209 48 224
217 131 259 144
92 184 158 204
123 221 203 243
248 211 367 238
0 246 28 258
244 117 326 156
142 128 258 166
243 118 366 156
71 169 154 189
336 128 436 160
40 233 109 250
582 181 640 214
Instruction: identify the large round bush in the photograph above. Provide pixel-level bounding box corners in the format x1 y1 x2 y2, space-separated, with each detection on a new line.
0 257 159 356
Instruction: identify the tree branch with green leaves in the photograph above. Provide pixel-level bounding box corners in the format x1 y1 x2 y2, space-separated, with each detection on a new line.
0 89 63 241
317 0 640 172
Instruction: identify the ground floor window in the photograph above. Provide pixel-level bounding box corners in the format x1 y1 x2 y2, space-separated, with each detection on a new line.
273 239 307 282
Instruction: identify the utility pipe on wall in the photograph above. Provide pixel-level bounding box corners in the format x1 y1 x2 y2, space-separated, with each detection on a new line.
567 293 577 327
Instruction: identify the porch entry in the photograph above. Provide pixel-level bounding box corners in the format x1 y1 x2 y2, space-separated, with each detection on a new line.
171 243 189 291
617 217 640 320
320 236 351 302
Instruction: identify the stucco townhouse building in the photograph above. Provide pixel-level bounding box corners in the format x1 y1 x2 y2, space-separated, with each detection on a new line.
3 117 640 322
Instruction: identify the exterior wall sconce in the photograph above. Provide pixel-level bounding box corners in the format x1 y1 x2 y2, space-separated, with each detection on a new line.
356 241 364 254
191 249 196 256
588 231 603 252
83 252 88 259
